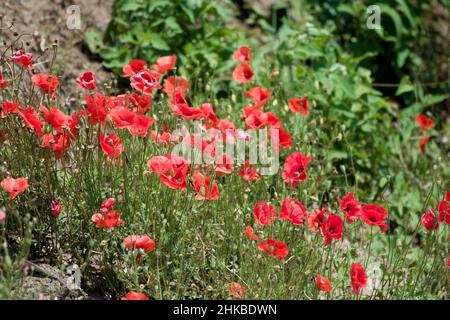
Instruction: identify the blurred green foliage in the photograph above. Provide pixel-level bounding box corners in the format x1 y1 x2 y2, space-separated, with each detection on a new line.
86 0 243 78
304 0 450 103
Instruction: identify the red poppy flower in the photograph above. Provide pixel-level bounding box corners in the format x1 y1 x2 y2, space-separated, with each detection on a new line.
0 209 5 222
258 238 288 261
230 282 246 299
1 177 29 199
9 50 33 69
420 209 439 231
0 73 8 90
361 204 388 232
123 235 156 254
50 197 62 218
91 210 124 228
100 197 116 213
41 132 71 159
307 208 327 233
232 63 254 84
151 55 176 74
217 119 238 143
253 201 276 226
68 113 82 140
238 160 260 181
129 93 152 114
163 76 189 97
315 275 332 292
130 70 161 95
39 106 69 133
145 155 190 191
193 170 219 201
1 101 19 118
282 152 312 188
99 132 123 159
322 214 344 245
167 88 188 107
76 71 96 90
415 114 434 131
419 135 429 153
280 198 306 225
31 73 59 100
350 262 368 295
199 103 219 128
244 108 266 129
338 192 361 224
108 94 127 109
171 102 204 121
243 226 259 241
17 107 44 136
245 87 271 108
110 107 135 128
262 112 282 128
214 154 234 176
167 91 203 121
439 192 450 224
232 46 252 63
288 97 308 115
85 93 108 126
151 125 172 146
122 59 147 78
121 291 149 300
270 127 292 151
127 114 156 137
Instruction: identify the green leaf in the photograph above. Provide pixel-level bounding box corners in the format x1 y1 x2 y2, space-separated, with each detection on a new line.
149 33 170 51
327 150 348 161
120 1 145 12
181 4 195 24
84 31 104 54
397 49 409 68
395 0 417 31
421 94 449 108
149 0 172 12
164 17 182 34
396 76 415 96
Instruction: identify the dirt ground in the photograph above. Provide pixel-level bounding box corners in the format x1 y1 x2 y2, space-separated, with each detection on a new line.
0 0 114 102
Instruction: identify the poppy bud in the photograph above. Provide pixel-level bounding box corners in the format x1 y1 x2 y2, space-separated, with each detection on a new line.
50 197 62 217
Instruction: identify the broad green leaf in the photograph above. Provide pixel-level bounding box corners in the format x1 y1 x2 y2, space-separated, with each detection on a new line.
396 76 415 96
120 1 145 12
149 34 170 51
84 31 104 54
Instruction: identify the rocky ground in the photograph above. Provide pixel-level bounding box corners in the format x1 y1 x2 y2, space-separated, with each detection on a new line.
0 0 114 101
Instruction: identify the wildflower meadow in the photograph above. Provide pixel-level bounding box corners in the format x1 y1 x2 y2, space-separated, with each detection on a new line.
0 0 448 302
